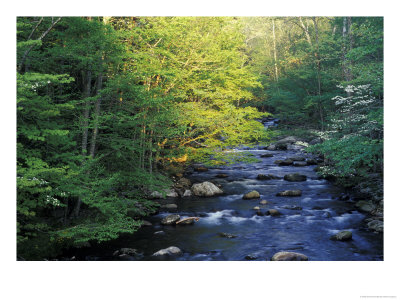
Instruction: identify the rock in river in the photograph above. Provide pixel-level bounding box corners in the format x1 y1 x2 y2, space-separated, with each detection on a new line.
293 161 308 167
219 232 237 238
275 159 293 166
261 153 274 158
161 214 180 225
367 220 383 233
257 174 280 180
161 203 178 210
215 173 229 178
284 173 307 182
182 189 192 197
243 190 260 199
330 230 352 241
194 166 209 172
289 156 305 161
271 251 308 261
191 181 223 197
276 190 302 197
260 200 268 205
152 246 182 257
355 200 376 213
266 209 281 216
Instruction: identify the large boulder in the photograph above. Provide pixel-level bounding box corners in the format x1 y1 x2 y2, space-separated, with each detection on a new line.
284 173 307 182
276 190 302 197
191 181 223 197
267 144 277 151
276 136 299 145
243 190 261 199
271 251 308 261
152 246 182 257
191 182 219 196
355 201 376 213
161 214 180 225
330 230 352 241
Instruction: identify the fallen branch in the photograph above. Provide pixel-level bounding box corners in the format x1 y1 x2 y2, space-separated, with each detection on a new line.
176 217 200 225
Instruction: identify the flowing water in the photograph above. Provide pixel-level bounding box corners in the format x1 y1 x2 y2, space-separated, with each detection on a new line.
69 119 383 261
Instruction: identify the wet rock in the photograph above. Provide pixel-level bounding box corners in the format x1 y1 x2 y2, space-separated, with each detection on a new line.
191 181 223 197
256 211 264 216
161 204 178 210
355 201 376 213
284 173 307 182
253 206 261 210
176 217 199 225
259 200 268 205
261 153 274 158
289 156 305 161
271 251 308 261
276 159 293 166
266 209 281 216
182 190 192 197
293 161 307 167
257 174 280 180
152 246 182 257
219 232 237 238
312 206 324 210
282 205 302 210
330 230 352 241
276 190 302 197
141 220 153 226
215 173 229 178
306 159 318 165
154 231 165 235
243 190 261 199
194 166 209 172
276 136 299 145
161 214 180 225
367 220 383 233
266 144 277 151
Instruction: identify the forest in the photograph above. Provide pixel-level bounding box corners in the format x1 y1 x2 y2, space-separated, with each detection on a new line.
16 16 383 260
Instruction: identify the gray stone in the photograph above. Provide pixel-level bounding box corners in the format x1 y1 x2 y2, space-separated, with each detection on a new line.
261 153 274 158
367 220 383 233
267 209 281 216
284 173 307 182
330 230 352 241
271 251 308 261
152 246 182 257
243 190 260 199
259 200 268 205
355 201 376 213
182 190 192 197
161 214 180 225
191 181 223 197
289 156 305 161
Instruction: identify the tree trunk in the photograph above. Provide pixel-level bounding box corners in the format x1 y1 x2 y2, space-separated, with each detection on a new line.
89 72 103 158
272 19 279 84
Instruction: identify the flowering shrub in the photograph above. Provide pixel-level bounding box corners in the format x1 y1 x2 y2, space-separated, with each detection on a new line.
308 85 383 185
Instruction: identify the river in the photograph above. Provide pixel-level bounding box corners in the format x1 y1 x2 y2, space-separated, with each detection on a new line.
66 119 383 261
